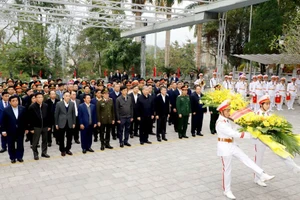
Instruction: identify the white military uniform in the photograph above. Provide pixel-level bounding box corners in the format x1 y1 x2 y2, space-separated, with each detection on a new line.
216 115 264 193
296 78 300 104
227 81 235 93
254 109 300 184
236 81 247 98
253 81 264 111
266 81 277 108
287 82 298 109
275 83 286 110
249 80 257 109
210 77 219 89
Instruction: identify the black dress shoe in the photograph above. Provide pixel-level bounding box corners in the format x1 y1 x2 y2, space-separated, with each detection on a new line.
66 151 72 155
162 138 168 141
94 138 98 142
145 141 152 144
124 143 131 147
168 123 172 126
25 138 29 142
56 141 60 145
157 139 162 142
17 158 24 163
179 137 182 139
140 142 144 145
130 135 134 138
120 143 124 148
100 146 105 151
105 145 113 149
34 156 39 160
37 144 40 148
197 133 204 136
183 136 189 138
75 140 80 144
192 134 196 137
88 148 94 152
61 152 66 156
41 154 50 158
0 149 6 153
113 137 117 140
82 149 87 154
134 134 139 137
48 143 52 147
11 159 16 164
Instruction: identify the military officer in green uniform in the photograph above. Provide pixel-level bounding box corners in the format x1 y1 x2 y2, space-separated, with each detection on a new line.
176 85 191 139
96 88 115 151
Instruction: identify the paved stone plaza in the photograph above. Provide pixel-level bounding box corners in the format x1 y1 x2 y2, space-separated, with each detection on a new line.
0 105 299 200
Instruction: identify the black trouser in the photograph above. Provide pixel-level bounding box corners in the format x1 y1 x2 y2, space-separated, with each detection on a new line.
157 115 167 140
47 125 56 144
119 117 131 144
73 117 80 141
130 116 139 136
58 124 73 152
7 134 24 160
140 116 152 143
100 124 111 145
171 109 178 131
111 123 120 139
210 113 219 134
93 126 100 140
32 127 48 156
191 113 204 135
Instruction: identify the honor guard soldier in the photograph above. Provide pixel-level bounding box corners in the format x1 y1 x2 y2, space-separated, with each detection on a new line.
216 100 275 199
176 85 191 139
266 76 277 110
209 72 219 89
287 77 297 110
275 77 286 110
253 74 264 111
236 75 247 98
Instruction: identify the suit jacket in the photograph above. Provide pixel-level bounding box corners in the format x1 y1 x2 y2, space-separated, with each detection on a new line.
114 73 122 81
190 92 207 114
128 93 140 117
55 101 76 129
108 75 114 82
0 100 7 129
28 102 50 130
1 105 27 138
109 91 121 119
71 98 80 114
45 98 60 125
155 94 170 117
167 89 179 109
78 103 97 127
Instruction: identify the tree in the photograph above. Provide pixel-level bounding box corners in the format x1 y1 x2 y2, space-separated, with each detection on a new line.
103 38 141 72
185 2 204 70
244 0 282 54
150 0 183 68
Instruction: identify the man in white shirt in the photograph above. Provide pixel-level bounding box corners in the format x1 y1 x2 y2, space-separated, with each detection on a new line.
210 72 219 89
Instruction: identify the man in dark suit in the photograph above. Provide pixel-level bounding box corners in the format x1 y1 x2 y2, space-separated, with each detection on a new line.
55 92 76 156
78 94 97 154
109 84 121 140
108 72 114 83
122 71 129 81
170 73 179 83
70 91 81 144
137 86 154 145
114 69 122 81
155 87 170 142
190 85 207 137
128 85 140 138
0 91 9 153
28 93 51 160
1 96 28 163
45 91 60 146
79 86 92 103
167 82 180 132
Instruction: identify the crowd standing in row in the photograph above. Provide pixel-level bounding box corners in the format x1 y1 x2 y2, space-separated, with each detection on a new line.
0 71 299 165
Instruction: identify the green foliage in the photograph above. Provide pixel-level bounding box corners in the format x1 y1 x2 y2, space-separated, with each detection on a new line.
103 38 141 72
244 0 282 54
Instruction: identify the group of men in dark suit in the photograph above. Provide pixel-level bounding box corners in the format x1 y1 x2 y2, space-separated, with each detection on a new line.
0 75 210 164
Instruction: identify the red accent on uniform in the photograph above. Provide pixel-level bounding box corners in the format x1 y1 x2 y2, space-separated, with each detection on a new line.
240 132 245 138
221 157 225 191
